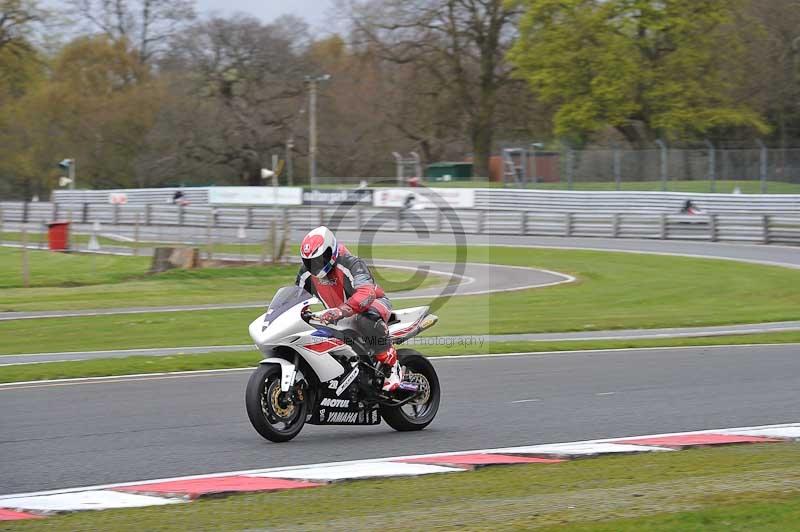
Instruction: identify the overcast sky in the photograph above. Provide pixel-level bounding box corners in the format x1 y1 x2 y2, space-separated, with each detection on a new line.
196 0 335 26
46 0 340 35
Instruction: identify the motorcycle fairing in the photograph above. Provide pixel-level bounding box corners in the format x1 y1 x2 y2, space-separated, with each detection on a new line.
307 376 381 426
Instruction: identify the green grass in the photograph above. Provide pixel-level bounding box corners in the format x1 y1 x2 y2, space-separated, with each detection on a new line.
1 246 799 354
0 247 440 311
3 331 800 383
413 179 800 194
0 247 152 289
7 444 800 530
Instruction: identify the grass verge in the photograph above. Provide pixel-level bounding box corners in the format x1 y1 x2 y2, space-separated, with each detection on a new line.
1 245 799 354
5 444 800 530
2 331 799 384
0 247 439 311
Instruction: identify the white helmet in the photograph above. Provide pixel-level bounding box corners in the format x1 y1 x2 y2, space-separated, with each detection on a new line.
300 226 339 278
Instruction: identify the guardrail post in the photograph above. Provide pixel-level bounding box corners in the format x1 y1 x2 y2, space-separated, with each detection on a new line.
52 202 58 222
612 213 620 238
660 213 668 239
396 208 402 231
709 214 718 242
763 215 770 244
178 205 185 226
22 201 29 223
564 213 573 237
436 209 443 233
356 207 363 230
82 203 89 223
144 204 151 226
319 208 325 227
113 203 120 225
520 211 528 235
476 210 485 234
246 207 253 229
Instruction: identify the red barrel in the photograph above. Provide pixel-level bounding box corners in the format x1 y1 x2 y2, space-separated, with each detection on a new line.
47 221 70 251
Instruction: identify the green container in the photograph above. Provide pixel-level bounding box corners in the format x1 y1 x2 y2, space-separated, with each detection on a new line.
425 162 473 181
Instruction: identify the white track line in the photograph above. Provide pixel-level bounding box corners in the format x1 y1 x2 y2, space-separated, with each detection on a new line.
2 342 799 390
5 321 799 359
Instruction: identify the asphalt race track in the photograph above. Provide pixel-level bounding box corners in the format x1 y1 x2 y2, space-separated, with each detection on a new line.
1 345 798 495
1 236 799 495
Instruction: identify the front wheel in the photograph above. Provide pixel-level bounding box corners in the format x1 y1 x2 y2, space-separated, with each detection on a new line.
245 364 307 442
380 349 440 431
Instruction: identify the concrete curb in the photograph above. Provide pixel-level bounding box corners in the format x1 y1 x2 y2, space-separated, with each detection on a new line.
1 422 797 520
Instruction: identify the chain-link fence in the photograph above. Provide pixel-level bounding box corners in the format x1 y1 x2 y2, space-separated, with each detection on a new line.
502 145 800 194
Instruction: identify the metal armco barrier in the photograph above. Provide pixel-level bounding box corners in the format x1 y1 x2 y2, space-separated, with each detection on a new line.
52 187 800 214
2 201 799 245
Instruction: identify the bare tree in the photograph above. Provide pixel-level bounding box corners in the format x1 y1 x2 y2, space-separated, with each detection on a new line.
0 0 43 54
347 0 520 178
157 14 311 185
66 0 195 62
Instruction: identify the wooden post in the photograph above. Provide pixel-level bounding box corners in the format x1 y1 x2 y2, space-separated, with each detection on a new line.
260 223 270 265
270 218 278 264
133 213 141 256
21 226 30 288
206 213 214 261
279 213 289 262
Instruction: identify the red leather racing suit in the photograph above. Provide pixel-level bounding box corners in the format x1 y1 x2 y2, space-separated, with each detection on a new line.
295 245 393 357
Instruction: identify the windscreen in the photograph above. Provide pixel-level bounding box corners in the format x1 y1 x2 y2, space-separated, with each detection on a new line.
266 286 314 320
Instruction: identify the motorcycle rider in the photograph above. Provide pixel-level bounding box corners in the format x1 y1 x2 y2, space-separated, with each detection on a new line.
296 226 402 392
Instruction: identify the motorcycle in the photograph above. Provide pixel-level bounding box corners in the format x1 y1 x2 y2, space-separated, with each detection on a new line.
244 285 441 442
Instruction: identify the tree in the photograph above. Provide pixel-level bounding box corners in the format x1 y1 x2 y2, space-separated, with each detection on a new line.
66 0 195 63
736 0 800 147
509 0 768 146
0 0 41 52
0 35 161 197
159 15 311 185
347 0 521 178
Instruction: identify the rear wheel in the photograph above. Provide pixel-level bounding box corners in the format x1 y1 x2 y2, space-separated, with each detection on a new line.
380 349 440 431
245 364 307 442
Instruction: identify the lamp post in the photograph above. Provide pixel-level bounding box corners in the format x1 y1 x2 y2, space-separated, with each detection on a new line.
305 74 331 187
